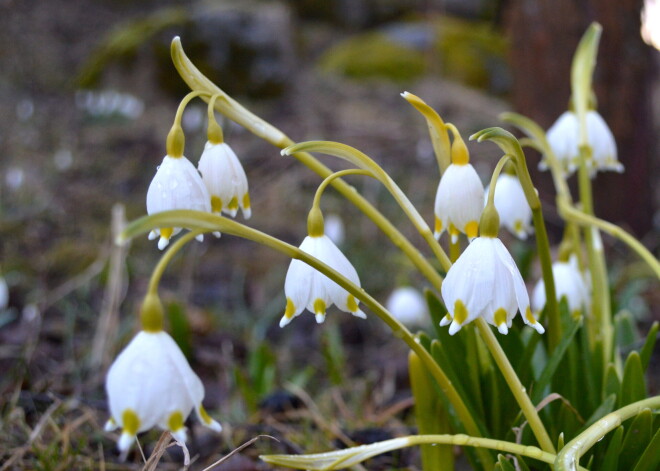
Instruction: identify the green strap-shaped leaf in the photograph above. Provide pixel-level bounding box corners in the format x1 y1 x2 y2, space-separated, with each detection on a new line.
639 321 658 372
598 426 623 471
602 364 621 402
632 425 660 471
532 316 581 403
582 394 617 430
620 352 647 407
496 454 516 471
619 409 653 470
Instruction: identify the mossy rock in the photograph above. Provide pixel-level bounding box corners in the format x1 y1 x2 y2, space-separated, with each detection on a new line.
318 32 426 82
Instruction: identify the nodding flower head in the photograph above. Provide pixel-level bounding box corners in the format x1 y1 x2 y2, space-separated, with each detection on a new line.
146 155 211 250
280 234 366 327
105 330 221 452
440 236 544 335
532 255 590 317
197 141 251 219
485 174 533 240
434 163 484 243
544 110 622 176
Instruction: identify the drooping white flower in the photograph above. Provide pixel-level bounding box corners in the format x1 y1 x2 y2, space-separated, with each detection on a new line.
484 174 533 240
434 163 484 243
197 141 251 219
146 155 211 250
532 255 590 316
105 330 221 452
324 213 345 245
280 234 366 327
440 237 544 335
386 286 429 327
544 110 622 175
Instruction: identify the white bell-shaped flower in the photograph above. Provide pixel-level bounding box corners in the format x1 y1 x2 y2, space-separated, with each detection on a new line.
484 174 533 240
281 234 366 327
440 237 544 335
544 110 622 175
531 255 590 317
105 330 221 452
434 163 484 243
386 286 429 327
146 155 211 250
197 141 251 219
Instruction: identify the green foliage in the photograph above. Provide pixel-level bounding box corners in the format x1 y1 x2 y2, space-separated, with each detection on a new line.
234 342 277 413
321 323 346 386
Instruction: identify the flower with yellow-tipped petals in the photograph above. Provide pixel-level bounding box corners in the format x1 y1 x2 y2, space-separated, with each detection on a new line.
146 155 211 250
440 237 544 335
280 234 366 327
543 110 623 175
532 255 589 317
198 141 251 219
105 330 221 452
484 174 533 240
434 163 484 243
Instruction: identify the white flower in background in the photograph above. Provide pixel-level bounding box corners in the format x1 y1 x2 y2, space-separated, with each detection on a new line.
281 235 366 327
532 255 590 316
324 213 345 245
440 237 544 335
0 276 8 310
386 286 428 327
105 330 221 452
485 174 533 240
146 155 211 250
197 141 251 219
434 163 484 243
544 110 622 175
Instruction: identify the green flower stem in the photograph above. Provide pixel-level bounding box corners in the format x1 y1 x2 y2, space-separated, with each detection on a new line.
475 318 556 455
170 37 446 292
312 169 374 211
401 91 451 173
555 395 660 471
261 433 582 471
471 128 561 352
147 230 204 296
558 202 660 278
485 155 512 208
282 141 452 272
119 210 493 469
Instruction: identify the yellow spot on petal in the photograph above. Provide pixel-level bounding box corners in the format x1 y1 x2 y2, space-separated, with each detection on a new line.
525 307 537 324
346 294 359 312
242 193 251 210
434 217 443 234
453 299 468 325
121 409 140 436
199 405 212 425
284 298 296 319
494 308 507 328
465 221 479 239
160 227 173 241
514 220 523 234
449 223 459 237
211 195 223 213
228 196 239 211
313 298 326 315
167 410 184 431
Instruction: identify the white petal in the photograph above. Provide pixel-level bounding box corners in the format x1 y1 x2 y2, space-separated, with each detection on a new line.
197 142 249 216
492 238 530 316
486 174 532 240
435 164 484 238
385 287 428 327
117 432 135 452
147 155 211 215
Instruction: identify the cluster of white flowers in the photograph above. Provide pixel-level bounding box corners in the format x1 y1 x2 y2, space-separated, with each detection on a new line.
147 139 250 250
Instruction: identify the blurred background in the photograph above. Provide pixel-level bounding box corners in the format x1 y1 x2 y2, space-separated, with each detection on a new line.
0 0 657 468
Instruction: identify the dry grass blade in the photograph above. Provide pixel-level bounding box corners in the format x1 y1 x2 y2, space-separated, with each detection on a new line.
201 435 279 471
141 431 172 471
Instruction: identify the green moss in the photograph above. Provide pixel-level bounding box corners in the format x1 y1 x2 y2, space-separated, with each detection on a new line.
318 32 426 82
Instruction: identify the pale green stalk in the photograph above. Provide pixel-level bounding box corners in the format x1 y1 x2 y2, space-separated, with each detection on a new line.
170 37 445 292
555 395 660 471
312 169 374 210
119 210 494 468
475 319 556 454
571 23 612 362
559 203 660 278
261 433 583 470
282 141 452 272
147 230 204 296
471 127 561 351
